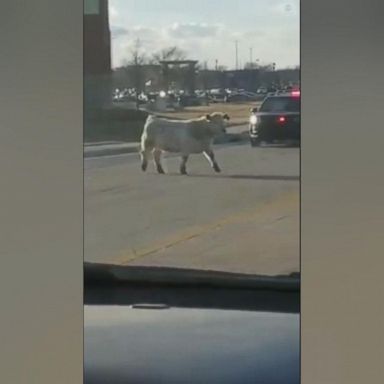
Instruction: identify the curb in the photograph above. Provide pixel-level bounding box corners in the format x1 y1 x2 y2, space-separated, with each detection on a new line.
84 145 139 158
84 133 249 158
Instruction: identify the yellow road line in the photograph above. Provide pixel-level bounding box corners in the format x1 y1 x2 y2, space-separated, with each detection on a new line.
112 190 299 265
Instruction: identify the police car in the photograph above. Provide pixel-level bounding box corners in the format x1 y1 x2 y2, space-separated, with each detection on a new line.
249 90 300 146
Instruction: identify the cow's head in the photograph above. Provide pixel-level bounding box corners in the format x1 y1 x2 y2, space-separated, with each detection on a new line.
205 112 230 134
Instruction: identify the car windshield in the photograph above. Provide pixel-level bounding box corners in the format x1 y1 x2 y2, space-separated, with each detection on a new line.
260 97 301 112
84 0 300 277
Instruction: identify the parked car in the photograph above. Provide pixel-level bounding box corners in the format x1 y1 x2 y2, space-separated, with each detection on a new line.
249 90 301 146
177 94 202 107
256 87 268 94
208 89 227 103
225 93 254 103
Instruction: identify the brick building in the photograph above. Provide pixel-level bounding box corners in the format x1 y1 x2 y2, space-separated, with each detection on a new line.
84 0 112 112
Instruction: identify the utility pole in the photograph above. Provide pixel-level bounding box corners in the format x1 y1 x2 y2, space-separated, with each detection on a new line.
249 47 253 64
235 40 238 70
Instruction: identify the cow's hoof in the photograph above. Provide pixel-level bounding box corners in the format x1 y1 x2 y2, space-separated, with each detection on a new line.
141 163 147 172
157 167 165 174
180 167 187 175
213 165 221 173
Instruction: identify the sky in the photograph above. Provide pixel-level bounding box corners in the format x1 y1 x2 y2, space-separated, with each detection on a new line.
109 0 299 70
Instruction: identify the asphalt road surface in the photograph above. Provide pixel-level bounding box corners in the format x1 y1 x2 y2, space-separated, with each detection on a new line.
85 139 299 275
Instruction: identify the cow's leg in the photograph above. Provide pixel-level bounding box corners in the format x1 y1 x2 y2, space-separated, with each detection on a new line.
180 155 189 175
140 149 152 172
140 138 152 172
203 149 221 173
153 148 165 174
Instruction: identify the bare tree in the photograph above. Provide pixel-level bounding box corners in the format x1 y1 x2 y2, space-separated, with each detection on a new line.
126 38 147 108
151 46 186 63
129 38 147 66
149 46 188 92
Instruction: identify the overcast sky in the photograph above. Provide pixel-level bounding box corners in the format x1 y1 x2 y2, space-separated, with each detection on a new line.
109 0 299 70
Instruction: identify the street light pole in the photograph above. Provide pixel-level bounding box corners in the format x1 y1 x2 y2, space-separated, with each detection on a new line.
235 40 238 70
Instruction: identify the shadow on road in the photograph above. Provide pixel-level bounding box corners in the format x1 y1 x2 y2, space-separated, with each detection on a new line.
256 142 300 149
167 173 299 181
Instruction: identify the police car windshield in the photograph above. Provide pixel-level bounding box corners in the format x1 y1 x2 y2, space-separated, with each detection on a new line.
260 97 300 112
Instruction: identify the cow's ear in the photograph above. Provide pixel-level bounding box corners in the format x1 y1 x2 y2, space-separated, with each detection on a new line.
206 114 211 121
223 113 230 120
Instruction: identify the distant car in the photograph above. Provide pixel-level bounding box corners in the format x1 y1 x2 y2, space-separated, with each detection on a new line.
147 92 158 102
138 93 148 102
239 91 258 98
249 90 301 146
177 94 202 107
208 89 227 103
210 94 226 103
256 87 268 94
225 93 254 103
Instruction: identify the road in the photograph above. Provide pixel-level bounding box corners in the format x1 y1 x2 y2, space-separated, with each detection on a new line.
85 139 299 275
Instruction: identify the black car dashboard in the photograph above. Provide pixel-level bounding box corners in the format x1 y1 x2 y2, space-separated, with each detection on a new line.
84 263 300 384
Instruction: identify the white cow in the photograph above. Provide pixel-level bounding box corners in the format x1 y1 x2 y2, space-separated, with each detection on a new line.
140 112 230 174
